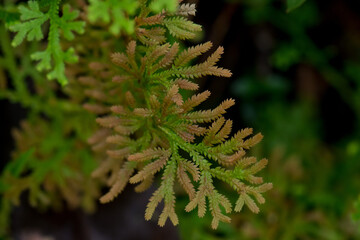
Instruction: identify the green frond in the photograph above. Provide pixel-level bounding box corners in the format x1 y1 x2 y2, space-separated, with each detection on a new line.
59 5 85 41
9 1 48 46
88 0 138 35
150 0 178 13
9 1 85 85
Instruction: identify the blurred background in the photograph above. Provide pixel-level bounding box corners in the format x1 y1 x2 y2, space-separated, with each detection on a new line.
1 0 360 239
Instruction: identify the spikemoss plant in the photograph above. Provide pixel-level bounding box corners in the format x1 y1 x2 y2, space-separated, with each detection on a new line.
0 0 271 236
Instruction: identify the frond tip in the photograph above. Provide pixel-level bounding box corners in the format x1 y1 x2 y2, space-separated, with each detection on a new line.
145 159 178 226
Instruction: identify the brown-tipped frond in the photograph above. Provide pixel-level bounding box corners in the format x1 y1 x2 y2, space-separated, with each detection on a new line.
99 162 136 204
163 16 202 40
174 41 212 67
182 90 211 112
129 152 170 184
174 79 199 91
128 148 169 162
184 99 235 123
136 13 165 26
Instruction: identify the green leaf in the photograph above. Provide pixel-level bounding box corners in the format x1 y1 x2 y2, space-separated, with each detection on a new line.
8 1 85 85
59 4 85 41
150 0 178 13
88 0 111 23
8 1 48 46
19 1 44 20
286 0 306 13
88 0 138 35
47 61 66 85
31 50 52 71
109 9 134 35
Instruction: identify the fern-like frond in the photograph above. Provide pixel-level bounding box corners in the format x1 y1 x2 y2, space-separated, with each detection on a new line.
145 159 178 226
163 16 202 40
128 148 168 162
182 90 211 111
174 41 213 67
173 46 232 79
177 160 197 200
9 1 85 85
88 0 139 35
82 2 271 230
100 162 137 203
129 152 170 183
184 99 235 123
174 79 199 91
